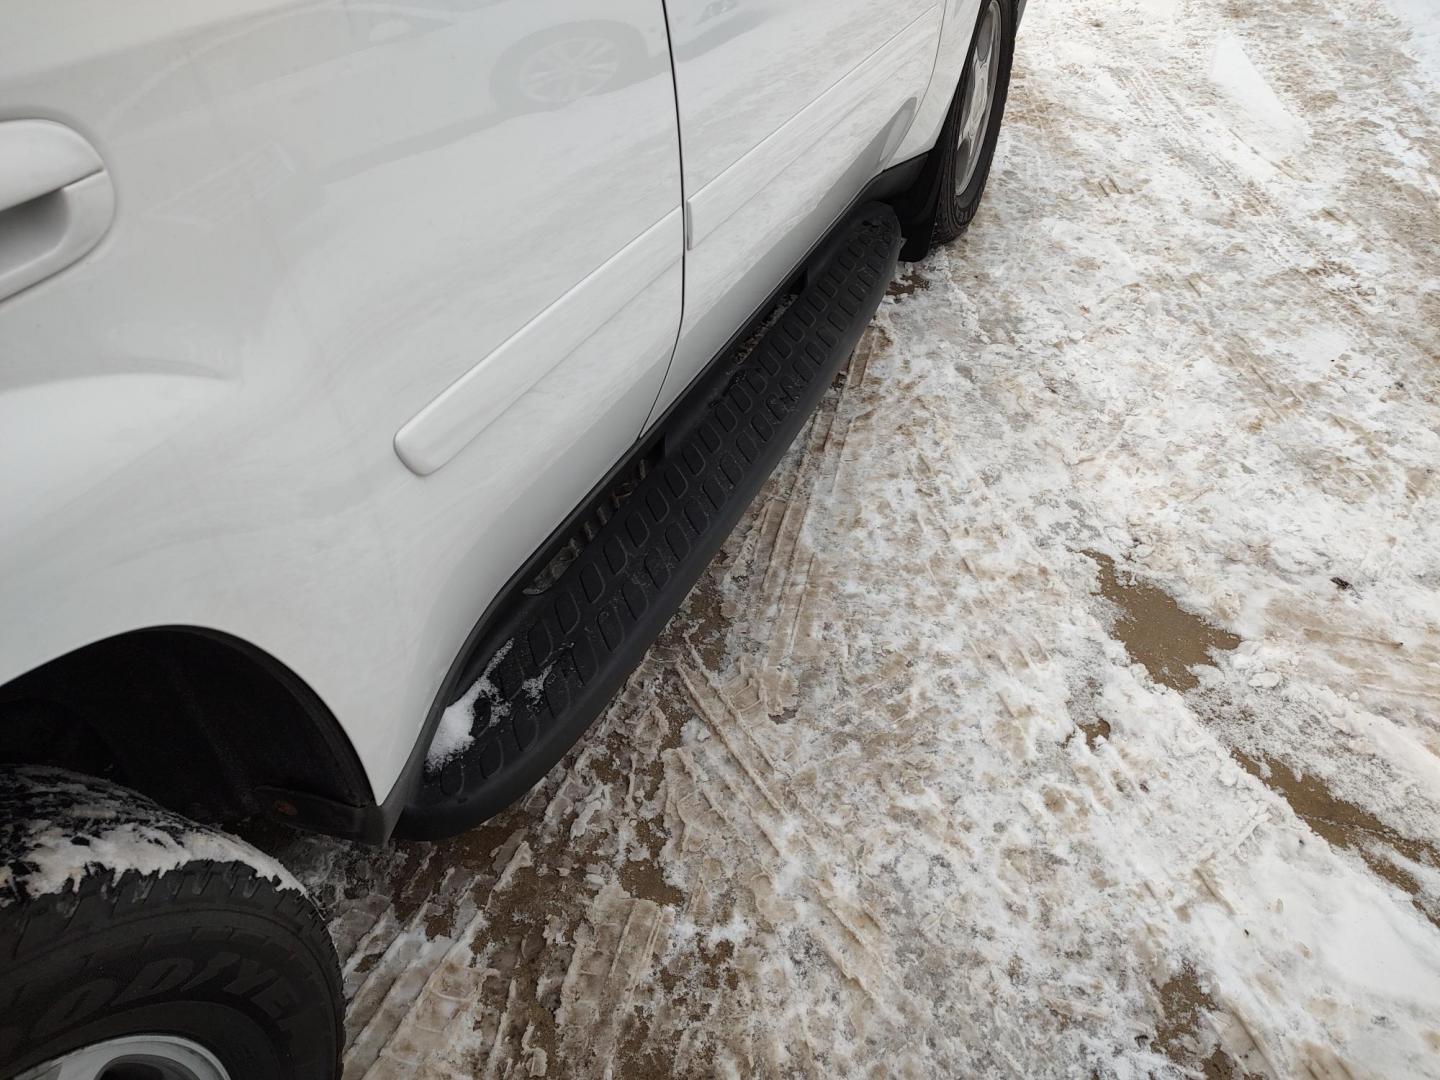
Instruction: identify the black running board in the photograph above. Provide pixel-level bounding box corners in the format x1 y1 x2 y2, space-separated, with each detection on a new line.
399 206 902 839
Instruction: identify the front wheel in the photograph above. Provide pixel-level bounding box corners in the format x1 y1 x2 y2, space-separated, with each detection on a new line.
931 0 1017 245
0 768 342 1080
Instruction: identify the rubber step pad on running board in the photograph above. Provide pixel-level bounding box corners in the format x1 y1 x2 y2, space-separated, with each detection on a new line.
400 206 902 838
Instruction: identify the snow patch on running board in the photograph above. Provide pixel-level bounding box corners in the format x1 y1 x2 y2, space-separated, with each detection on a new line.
0 766 300 905
426 641 514 772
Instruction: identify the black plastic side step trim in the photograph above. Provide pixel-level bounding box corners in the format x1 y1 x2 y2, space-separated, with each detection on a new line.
399 206 902 839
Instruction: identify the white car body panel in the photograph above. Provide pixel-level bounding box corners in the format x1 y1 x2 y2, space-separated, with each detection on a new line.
0 0 685 797
395 208 685 477
893 0 987 164
0 0 973 806
648 0 942 422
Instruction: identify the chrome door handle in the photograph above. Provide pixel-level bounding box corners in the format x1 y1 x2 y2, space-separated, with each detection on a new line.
0 120 115 303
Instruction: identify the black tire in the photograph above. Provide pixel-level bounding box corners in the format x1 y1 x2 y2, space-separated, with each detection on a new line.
0 768 342 1080
930 0 1018 245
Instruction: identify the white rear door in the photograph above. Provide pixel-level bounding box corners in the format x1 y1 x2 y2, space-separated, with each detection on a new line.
649 0 943 421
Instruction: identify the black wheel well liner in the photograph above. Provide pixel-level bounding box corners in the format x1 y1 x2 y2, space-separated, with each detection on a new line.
0 627 375 835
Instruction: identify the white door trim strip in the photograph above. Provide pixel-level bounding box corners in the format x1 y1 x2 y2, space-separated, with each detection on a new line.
394 208 684 477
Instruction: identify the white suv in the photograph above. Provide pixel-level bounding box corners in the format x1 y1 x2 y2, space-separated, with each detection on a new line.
0 1 1021 1076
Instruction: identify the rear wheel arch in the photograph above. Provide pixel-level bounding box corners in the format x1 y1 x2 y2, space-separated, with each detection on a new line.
894 0 1018 259
0 626 374 835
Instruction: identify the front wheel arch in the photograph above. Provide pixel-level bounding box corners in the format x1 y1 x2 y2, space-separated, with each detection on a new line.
0 627 374 836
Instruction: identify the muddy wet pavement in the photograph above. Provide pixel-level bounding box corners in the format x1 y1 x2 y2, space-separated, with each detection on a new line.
256 0 1440 1074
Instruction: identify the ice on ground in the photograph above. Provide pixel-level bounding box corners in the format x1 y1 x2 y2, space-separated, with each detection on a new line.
1209 33 1310 162
1383 0 1440 77
266 0 1440 1075
1209 30 1313 175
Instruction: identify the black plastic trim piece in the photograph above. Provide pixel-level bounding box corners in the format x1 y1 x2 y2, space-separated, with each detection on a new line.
379 163 929 844
397 206 902 839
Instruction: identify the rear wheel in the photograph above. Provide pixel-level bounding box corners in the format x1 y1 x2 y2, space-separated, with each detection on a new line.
929 0 1017 245
0 768 341 1080
933 0 1013 239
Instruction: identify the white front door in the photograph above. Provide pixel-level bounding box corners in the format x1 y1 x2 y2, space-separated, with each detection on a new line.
0 0 688 794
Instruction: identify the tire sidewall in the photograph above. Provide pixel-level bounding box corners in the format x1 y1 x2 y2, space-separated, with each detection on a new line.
935 0 1018 241
0 866 340 1080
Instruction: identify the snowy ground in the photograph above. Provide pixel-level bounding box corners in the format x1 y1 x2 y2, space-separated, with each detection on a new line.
265 0 1440 1074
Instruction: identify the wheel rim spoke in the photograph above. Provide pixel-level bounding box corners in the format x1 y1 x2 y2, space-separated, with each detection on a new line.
956 0 1004 192
18 1035 230 1080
